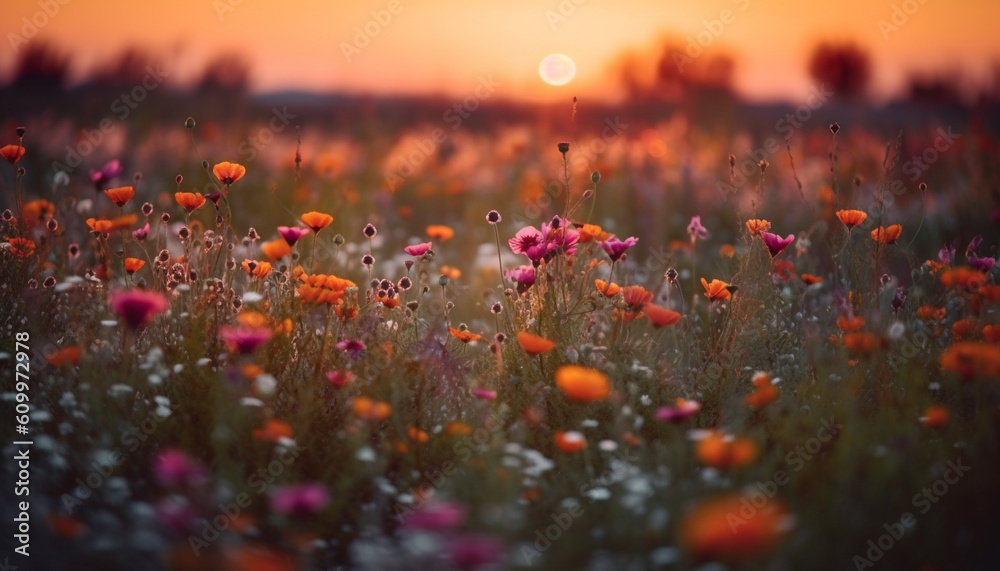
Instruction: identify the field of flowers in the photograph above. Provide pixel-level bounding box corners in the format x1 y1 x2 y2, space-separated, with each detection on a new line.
1 106 999 571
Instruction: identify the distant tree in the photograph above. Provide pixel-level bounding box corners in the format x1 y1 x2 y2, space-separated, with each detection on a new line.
807 42 871 99
9 41 70 90
87 46 157 87
196 52 251 94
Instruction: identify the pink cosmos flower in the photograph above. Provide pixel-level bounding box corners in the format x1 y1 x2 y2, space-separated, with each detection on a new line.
505 265 536 293
220 326 273 354
509 226 549 263
473 388 497 400
277 225 310 246
760 231 795 258
132 222 150 241
271 482 330 516
153 448 207 489
687 216 710 242
89 159 124 190
109 289 169 329
404 242 433 257
402 501 466 531
655 398 702 423
600 235 639 262
337 339 366 359
326 370 356 388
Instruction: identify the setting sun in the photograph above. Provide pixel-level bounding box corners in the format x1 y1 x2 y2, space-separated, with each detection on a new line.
539 53 576 86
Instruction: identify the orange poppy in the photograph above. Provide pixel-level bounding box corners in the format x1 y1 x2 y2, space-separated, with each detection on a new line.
237 311 270 328
104 185 135 207
644 303 681 327
843 332 885 354
261 238 292 260
920 405 950 428
745 219 771 236
701 278 731 302
21 199 55 226
297 284 346 305
595 279 621 297
952 319 977 341
836 316 865 332
300 211 333 233
621 285 653 309
0 144 25 163
836 209 868 231
426 224 455 241
940 342 1000 379
449 327 482 343
984 324 1000 343
0 145 24 164
555 365 610 402
801 273 823 285
242 259 273 279
353 397 392 421
517 331 556 356
940 267 986 291
871 224 902 244
679 493 789 560
719 244 736 258
440 265 462 280
695 431 758 469
175 192 207 213
48 513 84 538
124 257 146 274
212 161 246 185
554 431 587 453
575 223 611 243
408 426 430 444
253 418 293 441
446 421 473 436
5 237 35 258
86 214 138 233
916 305 946 321
46 346 83 367
746 372 779 408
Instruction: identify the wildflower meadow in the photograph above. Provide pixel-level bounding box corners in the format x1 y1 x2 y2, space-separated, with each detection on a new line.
2 10 1000 570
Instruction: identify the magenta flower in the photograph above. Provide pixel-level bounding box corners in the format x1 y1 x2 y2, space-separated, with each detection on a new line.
89 159 124 190
337 339 366 359
403 501 466 531
970 254 996 273
509 226 549 263
760 231 795 258
326 370 356 388
132 222 150 241
655 399 702 423
473 388 497 400
600 235 638 262
153 448 207 489
109 289 169 329
448 534 505 569
277 225 310 246
271 482 330 516
687 215 710 242
404 242 433 257
505 265 536 293
938 242 955 265
205 192 222 207
541 216 579 257
220 326 273 354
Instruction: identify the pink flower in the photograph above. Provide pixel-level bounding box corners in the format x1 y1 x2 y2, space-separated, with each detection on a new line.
541 216 579 257
153 448 207 489
505 265 536 293
403 501 466 531
277 225 310 246
220 326 272 354
109 289 169 329
132 222 150 241
655 399 702 423
687 215 710 242
155 496 199 534
89 159 124 190
326 370 356 388
600 235 638 262
337 339 366 358
271 482 330 516
509 226 549 263
448 534 505 569
473 388 497 400
404 242 433 257
760 231 795 258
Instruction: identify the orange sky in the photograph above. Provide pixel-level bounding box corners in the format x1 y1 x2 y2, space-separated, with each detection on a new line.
3 0 998 102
